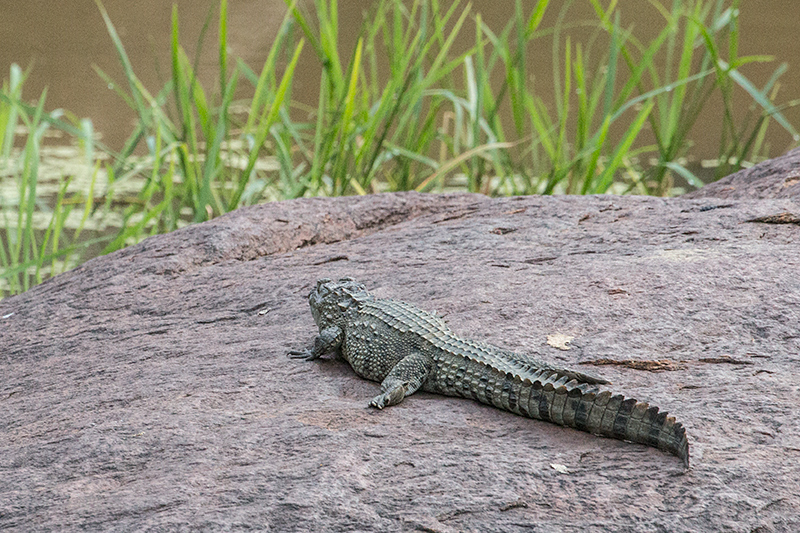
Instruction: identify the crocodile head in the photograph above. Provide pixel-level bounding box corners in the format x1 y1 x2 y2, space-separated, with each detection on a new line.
308 277 370 330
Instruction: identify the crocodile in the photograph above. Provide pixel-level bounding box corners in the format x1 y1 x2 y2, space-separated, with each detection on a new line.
289 277 690 466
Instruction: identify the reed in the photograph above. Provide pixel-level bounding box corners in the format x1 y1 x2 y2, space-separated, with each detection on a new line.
1 0 797 297
0 65 110 296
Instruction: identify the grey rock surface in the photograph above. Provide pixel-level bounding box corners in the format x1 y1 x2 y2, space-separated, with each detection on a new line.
684 146 800 200
2 174 799 531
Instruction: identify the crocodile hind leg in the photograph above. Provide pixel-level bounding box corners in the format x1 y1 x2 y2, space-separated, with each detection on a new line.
369 352 433 409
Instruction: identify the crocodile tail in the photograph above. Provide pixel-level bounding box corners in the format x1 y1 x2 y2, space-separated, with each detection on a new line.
516 371 689 466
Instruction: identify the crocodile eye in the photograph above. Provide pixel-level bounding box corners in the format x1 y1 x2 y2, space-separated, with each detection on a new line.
339 276 355 282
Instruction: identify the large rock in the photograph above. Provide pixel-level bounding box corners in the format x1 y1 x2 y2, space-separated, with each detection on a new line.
2 158 799 531
684 146 800 200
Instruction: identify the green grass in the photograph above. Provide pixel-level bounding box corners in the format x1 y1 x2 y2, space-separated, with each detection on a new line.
1 0 798 298
0 65 111 295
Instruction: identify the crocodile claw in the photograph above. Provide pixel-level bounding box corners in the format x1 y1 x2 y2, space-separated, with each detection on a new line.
369 385 406 409
287 349 314 360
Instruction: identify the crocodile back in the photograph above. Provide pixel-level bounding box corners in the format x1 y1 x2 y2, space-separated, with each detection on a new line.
359 297 545 380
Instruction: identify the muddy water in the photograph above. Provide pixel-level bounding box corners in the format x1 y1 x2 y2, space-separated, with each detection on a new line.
2 0 799 159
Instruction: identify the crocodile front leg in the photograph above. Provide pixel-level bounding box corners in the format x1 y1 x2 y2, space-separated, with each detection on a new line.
288 326 343 360
369 352 433 409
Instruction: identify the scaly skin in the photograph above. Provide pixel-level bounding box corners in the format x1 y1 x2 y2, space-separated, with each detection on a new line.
289 277 690 467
